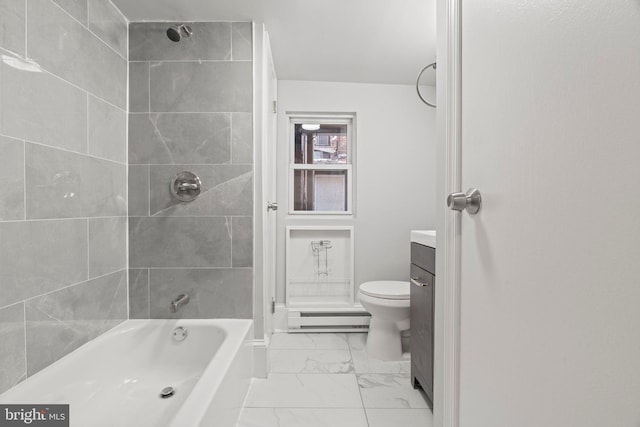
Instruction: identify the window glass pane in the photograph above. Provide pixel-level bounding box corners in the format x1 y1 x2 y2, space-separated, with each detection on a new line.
293 170 348 212
294 124 348 164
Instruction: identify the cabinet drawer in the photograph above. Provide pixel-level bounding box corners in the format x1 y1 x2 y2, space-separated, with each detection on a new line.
411 243 436 275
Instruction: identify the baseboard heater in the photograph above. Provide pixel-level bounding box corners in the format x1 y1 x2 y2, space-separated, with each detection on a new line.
287 309 371 332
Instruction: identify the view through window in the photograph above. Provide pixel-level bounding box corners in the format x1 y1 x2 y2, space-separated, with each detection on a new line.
290 119 353 213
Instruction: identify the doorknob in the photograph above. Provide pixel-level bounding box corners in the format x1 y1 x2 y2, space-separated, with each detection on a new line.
267 201 278 211
447 188 481 214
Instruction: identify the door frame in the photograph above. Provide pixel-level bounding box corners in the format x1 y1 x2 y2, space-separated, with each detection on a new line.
436 0 462 426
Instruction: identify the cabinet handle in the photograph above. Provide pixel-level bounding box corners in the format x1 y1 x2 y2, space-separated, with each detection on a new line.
411 277 429 287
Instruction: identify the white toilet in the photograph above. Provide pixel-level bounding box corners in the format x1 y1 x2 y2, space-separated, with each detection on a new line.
358 280 410 361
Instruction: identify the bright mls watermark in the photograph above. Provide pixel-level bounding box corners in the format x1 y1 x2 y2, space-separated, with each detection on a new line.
0 405 68 427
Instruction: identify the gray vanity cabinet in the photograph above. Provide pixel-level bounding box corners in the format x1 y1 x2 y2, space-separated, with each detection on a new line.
410 242 435 405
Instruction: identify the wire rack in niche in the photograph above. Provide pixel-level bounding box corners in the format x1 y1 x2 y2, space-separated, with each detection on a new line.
285 226 354 307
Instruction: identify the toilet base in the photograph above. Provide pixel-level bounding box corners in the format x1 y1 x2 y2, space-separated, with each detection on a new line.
365 318 405 361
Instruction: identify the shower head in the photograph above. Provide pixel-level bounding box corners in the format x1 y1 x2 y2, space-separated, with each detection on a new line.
166 24 192 42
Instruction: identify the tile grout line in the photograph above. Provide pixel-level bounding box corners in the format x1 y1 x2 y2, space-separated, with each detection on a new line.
86 219 91 280
128 60 252 63
5 134 128 167
22 140 27 220
229 23 233 61
86 92 90 155
16 269 126 309
48 0 128 61
147 164 150 216
348 335 371 425
0 215 129 224
147 61 151 113
146 268 150 319
0 45 129 113
22 301 28 380
23 0 27 58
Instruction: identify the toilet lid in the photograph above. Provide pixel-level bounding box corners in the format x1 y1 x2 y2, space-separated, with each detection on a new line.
359 281 410 300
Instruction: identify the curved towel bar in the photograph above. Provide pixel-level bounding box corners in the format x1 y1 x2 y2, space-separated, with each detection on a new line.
416 62 437 108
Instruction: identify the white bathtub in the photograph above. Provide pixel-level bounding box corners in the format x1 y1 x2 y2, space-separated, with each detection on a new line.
0 319 253 427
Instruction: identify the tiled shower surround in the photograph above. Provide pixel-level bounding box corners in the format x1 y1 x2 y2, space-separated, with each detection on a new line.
0 0 128 394
127 22 254 319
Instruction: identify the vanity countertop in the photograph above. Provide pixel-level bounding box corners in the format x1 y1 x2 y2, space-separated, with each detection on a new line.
410 230 436 248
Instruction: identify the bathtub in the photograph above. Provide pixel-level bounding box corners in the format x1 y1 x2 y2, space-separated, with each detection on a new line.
0 319 253 427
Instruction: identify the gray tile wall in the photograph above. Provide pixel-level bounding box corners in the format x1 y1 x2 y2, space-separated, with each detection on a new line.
127 22 254 320
0 0 128 394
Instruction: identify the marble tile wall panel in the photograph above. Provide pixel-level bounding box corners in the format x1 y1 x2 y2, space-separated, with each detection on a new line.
150 61 252 113
88 95 127 163
25 270 127 376
148 268 252 319
0 303 26 395
129 217 232 268
128 165 149 217
0 0 128 395
231 112 253 164
129 62 150 113
0 61 87 153
27 0 127 108
232 217 253 267
0 136 25 220
149 165 252 217
128 269 149 319
52 0 88 25
231 23 252 61
129 22 231 61
87 0 127 57
25 143 126 219
88 217 127 278
128 22 253 320
0 0 25 56
128 113 231 165
0 219 88 308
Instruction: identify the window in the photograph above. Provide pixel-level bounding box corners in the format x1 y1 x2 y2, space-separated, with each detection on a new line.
289 116 354 214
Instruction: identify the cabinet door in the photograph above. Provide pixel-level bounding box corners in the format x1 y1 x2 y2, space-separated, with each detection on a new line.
410 263 434 400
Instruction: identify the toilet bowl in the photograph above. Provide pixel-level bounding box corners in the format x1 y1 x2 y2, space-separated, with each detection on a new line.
358 280 410 361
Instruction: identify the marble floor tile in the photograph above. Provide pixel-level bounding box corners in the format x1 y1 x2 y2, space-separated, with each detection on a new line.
237 408 368 427
270 333 349 350
365 409 433 427
348 334 410 374
270 349 354 374
357 374 429 409
245 374 362 408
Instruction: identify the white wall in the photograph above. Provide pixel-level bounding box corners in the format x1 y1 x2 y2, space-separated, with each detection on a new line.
275 80 436 302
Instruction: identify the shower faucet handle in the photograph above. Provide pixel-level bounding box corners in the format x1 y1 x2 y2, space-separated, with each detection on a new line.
170 171 201 202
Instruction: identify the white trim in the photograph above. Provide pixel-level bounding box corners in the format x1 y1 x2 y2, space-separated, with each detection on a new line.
286 114 355 215
251 338 269 379
440 1 462 426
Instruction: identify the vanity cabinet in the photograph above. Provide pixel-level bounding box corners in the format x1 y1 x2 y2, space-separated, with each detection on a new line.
410 242 435 405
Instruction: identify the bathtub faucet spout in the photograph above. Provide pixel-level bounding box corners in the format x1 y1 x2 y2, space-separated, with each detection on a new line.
170 294 190 313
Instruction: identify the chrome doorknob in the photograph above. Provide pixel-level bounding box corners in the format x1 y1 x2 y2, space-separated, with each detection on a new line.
447 188 481 214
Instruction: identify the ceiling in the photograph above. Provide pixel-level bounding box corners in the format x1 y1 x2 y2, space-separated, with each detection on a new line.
112 0 436 85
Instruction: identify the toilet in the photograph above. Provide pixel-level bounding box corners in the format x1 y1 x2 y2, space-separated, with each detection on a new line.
358 280 410 361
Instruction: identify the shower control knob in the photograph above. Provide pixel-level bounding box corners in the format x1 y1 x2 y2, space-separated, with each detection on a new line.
447 188 482 215
170 171 201 202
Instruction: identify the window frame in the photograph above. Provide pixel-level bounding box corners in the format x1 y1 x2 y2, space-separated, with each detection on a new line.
287 114 355 216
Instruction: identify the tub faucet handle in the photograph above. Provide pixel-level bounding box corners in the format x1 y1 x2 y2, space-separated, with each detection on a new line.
170 293 190 313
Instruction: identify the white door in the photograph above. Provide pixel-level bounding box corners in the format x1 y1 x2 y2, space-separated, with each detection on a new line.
455 1 640 425
263 29 278 338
